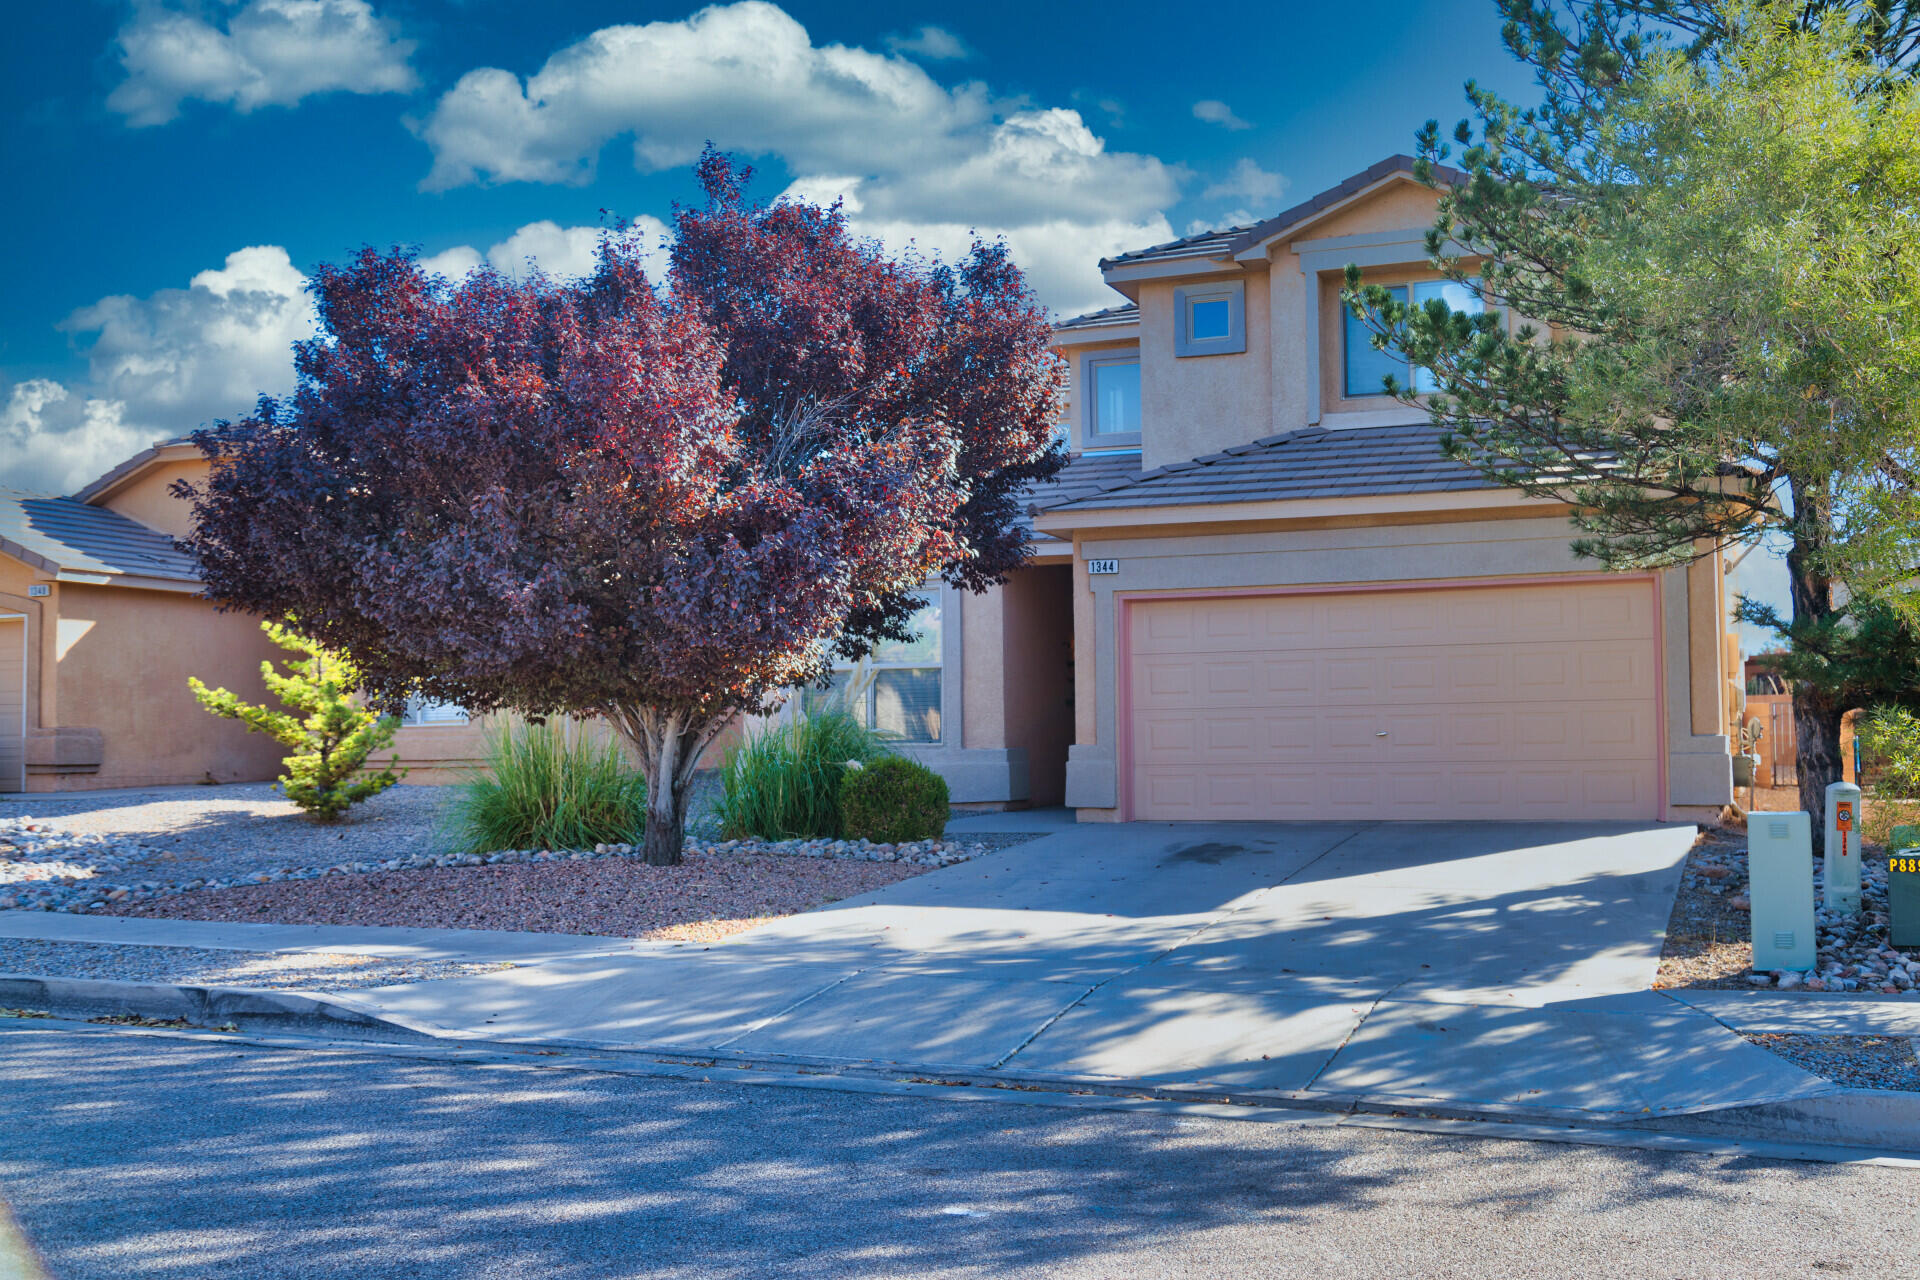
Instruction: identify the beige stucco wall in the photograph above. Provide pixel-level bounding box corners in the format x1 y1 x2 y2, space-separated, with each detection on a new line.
1300 180 1445 242
1136 274 1273 470
44 582 285 790
1057 510 1733 822
96 455 211 539
962 583 1006 751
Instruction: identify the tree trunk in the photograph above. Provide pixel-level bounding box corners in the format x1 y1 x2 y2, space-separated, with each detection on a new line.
1786 475 1843 849
641 775 690 866
610 705 727 869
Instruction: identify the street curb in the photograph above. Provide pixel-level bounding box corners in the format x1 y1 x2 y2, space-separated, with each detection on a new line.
8 974 1915 1157
1628 1089 1920 1149
0 974 437 1042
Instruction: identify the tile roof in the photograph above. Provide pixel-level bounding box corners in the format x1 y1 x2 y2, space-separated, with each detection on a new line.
1043 424 1501 511
72 435 194 504
1021 449 1144 542
1052 303 1139 333
0 491 200 582
1100 225 1258 270
1098 156 1472 272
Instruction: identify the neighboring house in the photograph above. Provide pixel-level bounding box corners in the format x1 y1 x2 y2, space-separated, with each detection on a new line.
0 439 508 792
923 155 1738 822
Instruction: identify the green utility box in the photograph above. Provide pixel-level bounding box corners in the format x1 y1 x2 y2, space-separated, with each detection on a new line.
1890 824 1920 949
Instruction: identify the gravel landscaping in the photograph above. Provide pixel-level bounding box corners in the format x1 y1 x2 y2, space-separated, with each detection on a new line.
1 783 1047 943
99 849 952 940
0 938 513 991
1742 1032 1920 1092
1656 824 1920 994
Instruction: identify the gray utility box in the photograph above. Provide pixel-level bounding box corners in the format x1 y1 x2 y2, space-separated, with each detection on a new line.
1890 824 1920 949
1750 810 1815 972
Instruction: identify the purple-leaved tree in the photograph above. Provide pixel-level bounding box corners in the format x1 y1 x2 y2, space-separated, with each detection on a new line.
181 151 1065 865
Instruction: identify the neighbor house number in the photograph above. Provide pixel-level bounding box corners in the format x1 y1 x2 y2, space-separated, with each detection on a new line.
1086 559 1120 575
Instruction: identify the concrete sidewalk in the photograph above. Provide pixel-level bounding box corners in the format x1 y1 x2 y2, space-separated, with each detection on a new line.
283 818 1837 1122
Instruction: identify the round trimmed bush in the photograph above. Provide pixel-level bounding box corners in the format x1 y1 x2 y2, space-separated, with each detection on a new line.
838 757 949 843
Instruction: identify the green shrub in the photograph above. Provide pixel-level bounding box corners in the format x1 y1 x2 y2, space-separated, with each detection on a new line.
838 756 949 844
712 707 889 840
1860 705 1920 795
443 722 648 852
189 621 403 821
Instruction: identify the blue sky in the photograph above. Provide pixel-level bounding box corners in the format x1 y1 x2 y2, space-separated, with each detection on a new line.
0 0 1790 638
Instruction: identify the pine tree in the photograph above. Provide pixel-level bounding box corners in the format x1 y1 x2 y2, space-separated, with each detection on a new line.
1353 0 1920 826
191 622 404 820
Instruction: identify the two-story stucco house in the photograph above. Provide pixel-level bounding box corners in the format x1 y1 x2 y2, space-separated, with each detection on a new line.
0 155 1741 816
905 155 1741 824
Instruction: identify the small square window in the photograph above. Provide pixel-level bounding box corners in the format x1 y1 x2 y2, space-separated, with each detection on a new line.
1173 282 1245 357
1190 298 1231 341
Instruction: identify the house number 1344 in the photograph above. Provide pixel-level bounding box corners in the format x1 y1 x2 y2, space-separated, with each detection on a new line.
1086 559 1120 575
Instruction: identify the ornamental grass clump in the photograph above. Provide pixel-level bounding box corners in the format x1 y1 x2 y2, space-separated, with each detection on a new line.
712 708 889 841
838 757 949 844
444 721 649 853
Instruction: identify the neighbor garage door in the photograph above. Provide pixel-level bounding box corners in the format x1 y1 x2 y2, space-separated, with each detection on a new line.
1126 579 1661 821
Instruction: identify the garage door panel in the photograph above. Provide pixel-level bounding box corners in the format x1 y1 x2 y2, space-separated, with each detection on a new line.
1128 582 1661 822
1138 644 1653 712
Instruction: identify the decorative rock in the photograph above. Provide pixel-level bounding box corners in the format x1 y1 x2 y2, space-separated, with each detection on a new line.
1 812 997 916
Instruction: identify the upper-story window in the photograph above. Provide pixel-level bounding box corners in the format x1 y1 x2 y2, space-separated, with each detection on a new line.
1174 280 1246 357
1344 278 1483 397
1083 351 1141 448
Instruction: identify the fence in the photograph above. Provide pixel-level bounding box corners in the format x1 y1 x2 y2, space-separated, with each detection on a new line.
1746 693 1797 788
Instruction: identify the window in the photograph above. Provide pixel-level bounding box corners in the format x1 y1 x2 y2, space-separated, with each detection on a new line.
805 590 943 744
1084 352 1140 445
1344 278 1485 397
1174 281 1247 357
1190 299 1231 340
400 696 469 727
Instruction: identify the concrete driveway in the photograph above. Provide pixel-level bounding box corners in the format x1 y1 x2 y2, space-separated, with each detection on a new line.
346 814 1828 1120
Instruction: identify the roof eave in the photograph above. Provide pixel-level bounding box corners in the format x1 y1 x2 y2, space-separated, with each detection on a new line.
1033 485 1558 533
73 438 205 505
1098 254 1247 289
1051 321 1142 348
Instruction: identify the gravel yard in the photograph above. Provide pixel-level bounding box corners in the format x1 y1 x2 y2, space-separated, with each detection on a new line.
1656 824 1920 994
1742 1032 1920 1091
100 850 939 940
0 938 512 991
2 782 1047 943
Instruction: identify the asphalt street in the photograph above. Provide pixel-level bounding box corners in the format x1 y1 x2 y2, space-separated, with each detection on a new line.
0 1024 1913 1279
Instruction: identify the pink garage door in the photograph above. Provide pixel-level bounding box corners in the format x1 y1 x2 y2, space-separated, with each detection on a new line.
1125 579 1662 821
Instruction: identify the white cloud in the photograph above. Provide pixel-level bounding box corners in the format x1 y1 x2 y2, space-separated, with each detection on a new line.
1 246 315 495
421 216 674 285
108 0 418 127
1203 157 1286 207
884 25 970 61
1192 99 1251 131
413 1 1176 313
